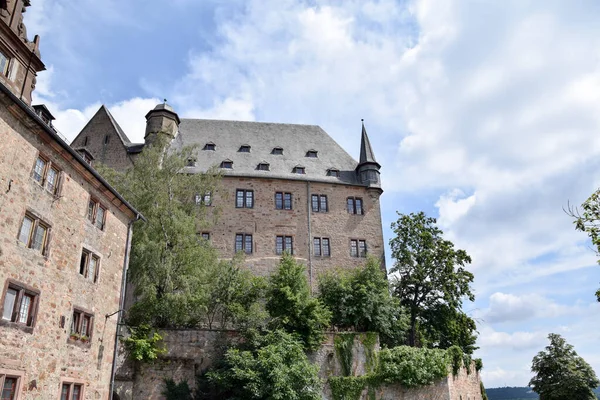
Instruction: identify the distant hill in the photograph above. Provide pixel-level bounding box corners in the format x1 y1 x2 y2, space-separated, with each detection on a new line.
486 386 600 400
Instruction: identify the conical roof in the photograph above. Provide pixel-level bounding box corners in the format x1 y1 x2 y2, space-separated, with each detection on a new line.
359 121 380 167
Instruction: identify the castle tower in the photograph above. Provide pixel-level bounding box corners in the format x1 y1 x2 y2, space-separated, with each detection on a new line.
144 101 180 145
356 120 382 190
0 0 44 105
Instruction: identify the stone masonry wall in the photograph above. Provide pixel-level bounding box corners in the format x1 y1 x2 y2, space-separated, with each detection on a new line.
0 99 132 399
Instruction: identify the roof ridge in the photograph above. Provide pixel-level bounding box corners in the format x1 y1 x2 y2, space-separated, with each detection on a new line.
180 118 320 128
101 105 132 144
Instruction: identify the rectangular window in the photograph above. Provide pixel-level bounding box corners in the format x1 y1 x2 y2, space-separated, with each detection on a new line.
235 234 253 254
18 213 49 254
350 239 358 257
276 236 293 255
0 50 8 76
70 309 93 341
311 194 328 212
359 240 367 257
1 281 39 328
236 190 254 208
314 237 330 257
347 197 364 215
31 155 61 195
1 375 19 400
79 250 100 282
350 239 367 257
195 192 212 206
275 192 292 210
60 382 83 400
87 199 106 230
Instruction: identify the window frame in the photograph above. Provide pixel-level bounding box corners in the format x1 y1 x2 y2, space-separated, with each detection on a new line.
313 237 330 257
350 239 367 258
271 147 284 155
327 169 340 177
0 49 9 77
347 197 364 215
275 192 292 210
79 249 100 283
200 232 210 241
293 166 306 174
31 154 61 195
0 370 24 400
235 233 253 255
17 212 50 255
311 194 328 213
257 163 270 171
276 235 293 255
59 380 85 400
195 192 212 206
220 160 233 169
306 150 318 158
203 142 216 151
236 189 254 209
87 198 107 230
69 308 94 344
1 280 40 332
239 145 251 153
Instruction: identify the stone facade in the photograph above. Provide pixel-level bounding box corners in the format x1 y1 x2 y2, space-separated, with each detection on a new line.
0 77 139 398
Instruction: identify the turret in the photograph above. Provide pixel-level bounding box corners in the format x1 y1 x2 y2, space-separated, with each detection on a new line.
144 101 180 145
356 120 381 190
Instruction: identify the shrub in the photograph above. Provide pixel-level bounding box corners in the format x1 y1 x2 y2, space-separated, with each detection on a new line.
376 346 449 388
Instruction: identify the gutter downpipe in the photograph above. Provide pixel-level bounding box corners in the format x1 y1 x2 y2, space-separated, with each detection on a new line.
306 182 313 292
108 213 139 399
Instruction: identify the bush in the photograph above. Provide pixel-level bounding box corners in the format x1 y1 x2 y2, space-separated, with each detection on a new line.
162 379 193 400
122 324 165 363
376 346 449 388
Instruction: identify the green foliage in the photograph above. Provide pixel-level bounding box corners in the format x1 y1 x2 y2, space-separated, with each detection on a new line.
480 381 488 400
376 346 449 388
463 353 472 374
389 212 476 349
474 358 483 372
98 136 222 328
318 258 409 348
446 345 463 376
122 324 166 363
205 329 322 400
266 254 331 350
335 333 356 377
162 379 193 400
360 332 379 374
419 303 478 354
572 190 600 301
529 333 599 400
329 376 366 400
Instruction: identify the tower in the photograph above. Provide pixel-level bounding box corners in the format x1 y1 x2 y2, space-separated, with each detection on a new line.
144 101 180 145
356 120 382 190
0 0 44 105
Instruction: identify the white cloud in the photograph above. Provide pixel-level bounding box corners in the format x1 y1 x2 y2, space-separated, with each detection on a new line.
483 292 582 324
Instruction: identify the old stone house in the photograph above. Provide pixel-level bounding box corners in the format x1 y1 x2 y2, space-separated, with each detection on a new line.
71 102 385 285
0 2 142 399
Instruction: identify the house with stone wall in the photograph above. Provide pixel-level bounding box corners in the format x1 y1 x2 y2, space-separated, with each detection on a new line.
0 2 142 398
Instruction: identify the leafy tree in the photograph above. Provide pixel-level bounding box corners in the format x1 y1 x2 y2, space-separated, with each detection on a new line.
266 254 331 351
529 333 599 400
571 190 600 301
419 303 478 354
162 379 193 400
97 136 222 328
203 329 322 400
318 257 409 347
389 212 475 349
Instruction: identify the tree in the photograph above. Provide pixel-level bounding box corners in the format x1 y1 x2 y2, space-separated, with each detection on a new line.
389 212 476 349
266 254 331 351
529 333 599 400
570 190 600 301
203 329 322 400
97 136 222 328
419 303 478 354
318 257 409 347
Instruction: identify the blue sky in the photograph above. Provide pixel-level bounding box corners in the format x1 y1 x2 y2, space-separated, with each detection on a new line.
26 0 600 388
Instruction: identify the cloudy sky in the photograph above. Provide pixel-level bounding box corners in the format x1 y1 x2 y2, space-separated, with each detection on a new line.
25 0 600 388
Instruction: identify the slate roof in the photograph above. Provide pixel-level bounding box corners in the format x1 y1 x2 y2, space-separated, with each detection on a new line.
171 119 363 185
359 121 380 167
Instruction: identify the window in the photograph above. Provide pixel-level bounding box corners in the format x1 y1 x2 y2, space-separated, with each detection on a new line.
361 170 379 184
60 382 83 400
77 150 93 165
276 236 293 255
350 239 367 257
239 145 251 153
275 192 292 210
87 199 106 230
1 281 39 328
313 237 330 257
0 50 8 76
79 250 100 283
220 160 233 169
236 189 254 208
32 155 61 195
257 163 270 171
306 150 318 158
235 234 253 254
1 375 20 400
203 142 216 151
311 194 328 212
70 309 93 342
201 232 210 241
327 169 340 177
18 213 49 254
293 166 305 174
195 192 212 206
272 147 283 155
347 197 363 215
103 135 110 145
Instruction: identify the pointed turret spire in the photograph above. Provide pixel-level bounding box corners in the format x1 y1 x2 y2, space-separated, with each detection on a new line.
359 119 380 167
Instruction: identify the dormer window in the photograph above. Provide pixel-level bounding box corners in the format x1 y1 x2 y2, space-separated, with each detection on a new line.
257 162 270 171
239 145 251 153
220 160 233 169
306 150 318 158
272 147 283 155
293 166 306 174
204 142 216 151
186 157 197 167
327 169 340 177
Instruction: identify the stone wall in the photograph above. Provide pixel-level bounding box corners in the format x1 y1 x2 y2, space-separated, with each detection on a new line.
0 92 133 399
114 330 483 400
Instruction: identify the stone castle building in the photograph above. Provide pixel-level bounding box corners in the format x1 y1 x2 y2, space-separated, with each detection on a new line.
70 103 385 284
0 1 142 399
